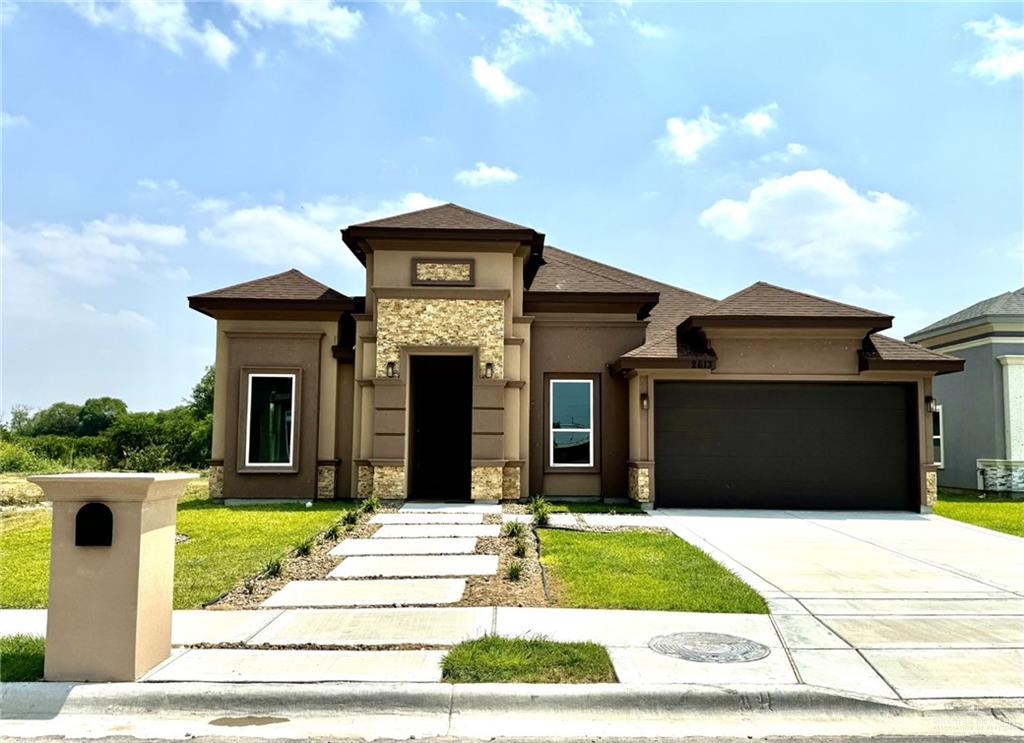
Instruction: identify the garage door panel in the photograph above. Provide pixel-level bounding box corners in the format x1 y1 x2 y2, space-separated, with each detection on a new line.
654 382 916 511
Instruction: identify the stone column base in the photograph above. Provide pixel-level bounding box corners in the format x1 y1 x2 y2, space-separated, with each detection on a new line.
501 463 522 501
925 470 938 508
356 463 406 500
977 459 1024 493
316 461 338 500
208 462 224 500
471 465 503 501
628 462 653 505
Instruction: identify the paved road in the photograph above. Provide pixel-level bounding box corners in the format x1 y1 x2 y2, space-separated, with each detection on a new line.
657 509 1024 701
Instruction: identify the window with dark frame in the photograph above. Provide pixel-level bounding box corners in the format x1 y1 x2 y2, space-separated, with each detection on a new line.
246 373 295 466
549 379 593 467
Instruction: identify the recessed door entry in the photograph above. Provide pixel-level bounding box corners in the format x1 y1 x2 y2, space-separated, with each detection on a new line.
409 355 473 500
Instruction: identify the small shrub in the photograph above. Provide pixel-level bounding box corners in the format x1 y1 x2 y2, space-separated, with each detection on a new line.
528 495 548 513
343 510 359 526
360 495 381 514
122 444 169 472
502 520 524 538
325 523 341 540
294 537 315 557
506 559 524 581
512 537 527 558
264 558 282 577
532 503 551 527
0 441 61 473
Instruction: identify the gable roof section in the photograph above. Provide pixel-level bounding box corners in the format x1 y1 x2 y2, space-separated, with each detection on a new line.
682 282 893 330
350 202 530 231
188 269 354 317
906 287 1024 341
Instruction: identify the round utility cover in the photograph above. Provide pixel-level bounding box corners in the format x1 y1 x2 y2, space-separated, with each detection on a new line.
648 632 770 663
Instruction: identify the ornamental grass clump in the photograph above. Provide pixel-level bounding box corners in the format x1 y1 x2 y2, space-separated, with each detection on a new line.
530 496 551 527
264 558 282 578
512 537 527 558
506 559 524 581
501 520 524 538
360 495 381 514
343 510 359 526
294 537 315 557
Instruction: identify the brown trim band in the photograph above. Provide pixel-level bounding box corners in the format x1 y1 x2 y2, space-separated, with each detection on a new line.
189 296 355 318
858 356 965 375
524 291 659 319
342 227 544 266
374 288 510 301
682 314 893 331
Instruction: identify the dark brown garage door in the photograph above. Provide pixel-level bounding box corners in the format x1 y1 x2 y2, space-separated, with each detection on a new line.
654 382 917 511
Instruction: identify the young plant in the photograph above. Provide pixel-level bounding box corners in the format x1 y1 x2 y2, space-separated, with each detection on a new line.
294 537 315 557
325 523 341 540
531 502 551 527
264 558 282 578
512 537 527 558
360 495 381 514
501 520 524 538
343 510 360 526
506 559 524 582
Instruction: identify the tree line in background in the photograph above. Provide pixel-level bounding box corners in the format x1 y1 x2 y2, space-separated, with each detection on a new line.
0 367 214 473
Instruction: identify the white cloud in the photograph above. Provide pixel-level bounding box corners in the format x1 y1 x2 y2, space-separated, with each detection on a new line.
630 20 669 39
193 197 231 214
388 0 436 33
698 169 915 277
661 108 725 163
2 221 146 286
85 216 187 247
199 192 442 267
471 56 525 104
1 111 29 129
64 0 237 68
454 162 519 187
228 0 362 48
786 142 808 156
759 142 809 165
964 14 1024 82
740 102 779 137
471 0 591 105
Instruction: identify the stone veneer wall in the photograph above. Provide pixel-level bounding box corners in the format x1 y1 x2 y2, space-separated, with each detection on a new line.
316 465 336 499
372 465 406 499
977 460 1024 492
208 464 224 500
501 465 521 501
925 470 938 507
416 262 472 283
375 298 505 379
628 466 651 504
472 466 503 501
356 464 374 499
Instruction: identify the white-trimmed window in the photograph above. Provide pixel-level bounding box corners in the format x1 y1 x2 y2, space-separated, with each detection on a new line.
932 404 944 469
549 379 593 467
245 373 296 467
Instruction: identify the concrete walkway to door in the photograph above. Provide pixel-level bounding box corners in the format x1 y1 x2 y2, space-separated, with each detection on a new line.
655 509 1024 700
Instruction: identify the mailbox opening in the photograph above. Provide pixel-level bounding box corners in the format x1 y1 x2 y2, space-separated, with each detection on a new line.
75 503 113 546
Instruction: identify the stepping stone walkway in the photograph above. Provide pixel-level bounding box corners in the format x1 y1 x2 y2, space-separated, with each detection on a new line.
262 503 501 610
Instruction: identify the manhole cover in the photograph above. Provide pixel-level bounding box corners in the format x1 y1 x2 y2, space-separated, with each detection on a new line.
648 632 770 663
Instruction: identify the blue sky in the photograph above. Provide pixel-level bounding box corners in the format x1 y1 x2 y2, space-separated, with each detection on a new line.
2 0 1022 414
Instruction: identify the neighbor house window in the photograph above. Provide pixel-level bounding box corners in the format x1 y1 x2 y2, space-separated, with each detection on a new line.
245 374 295 466
932 404 944 468
550 379 593 467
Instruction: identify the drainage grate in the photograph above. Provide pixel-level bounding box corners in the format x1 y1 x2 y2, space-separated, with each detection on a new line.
648 632 770 663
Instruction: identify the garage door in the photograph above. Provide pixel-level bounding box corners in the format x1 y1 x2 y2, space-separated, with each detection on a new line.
654 382 917 510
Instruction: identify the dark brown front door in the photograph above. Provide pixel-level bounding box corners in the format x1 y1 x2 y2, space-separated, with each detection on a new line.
653 381 918 511
409 355 473 500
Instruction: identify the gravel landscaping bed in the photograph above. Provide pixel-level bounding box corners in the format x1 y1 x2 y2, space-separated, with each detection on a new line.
457 514 546 607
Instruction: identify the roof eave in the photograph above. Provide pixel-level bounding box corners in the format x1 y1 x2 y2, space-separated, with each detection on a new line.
906 313 1024 343
187 296 356 318
682 315 893 332
341 225 544 266
857 355 966 376
524 291 660 319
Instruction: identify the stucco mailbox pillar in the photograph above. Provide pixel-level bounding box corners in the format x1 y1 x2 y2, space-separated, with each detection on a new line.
28 473 194 682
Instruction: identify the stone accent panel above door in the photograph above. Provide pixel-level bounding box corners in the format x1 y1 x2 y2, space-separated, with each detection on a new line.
375 298 505 379
412 259 474 285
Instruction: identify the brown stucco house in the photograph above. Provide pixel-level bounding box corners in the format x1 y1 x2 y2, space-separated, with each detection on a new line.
189 203 963 511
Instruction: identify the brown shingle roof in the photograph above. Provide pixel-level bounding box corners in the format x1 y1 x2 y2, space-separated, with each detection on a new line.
350 202 531 231
697 282 892 322
860 334 964 374
190 269 349 303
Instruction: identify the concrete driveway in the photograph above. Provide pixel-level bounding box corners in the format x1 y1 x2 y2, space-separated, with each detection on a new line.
657 509 1024 701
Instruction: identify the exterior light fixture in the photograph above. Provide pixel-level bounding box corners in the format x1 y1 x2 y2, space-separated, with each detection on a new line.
484 362 494 379
925 396 938 414
640 393 649 411
386 361 397 378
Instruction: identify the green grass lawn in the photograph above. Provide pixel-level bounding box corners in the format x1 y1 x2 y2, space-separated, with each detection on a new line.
545 501 643 514
441 635 615 683
538 529 768 614
934 490 1024 538
0 478 356 609
0 634 45 682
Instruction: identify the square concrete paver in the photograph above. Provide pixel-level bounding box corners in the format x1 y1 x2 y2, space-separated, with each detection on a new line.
145 648 444 682
821 616 1024 649
609 645 797 685
261 578 466 607
861 648 1024 698
400 503 501 514
249 607 492 646
790 648 897 698
801 597 1024 616
369 513 484 525
579 514 652 529
501 514 533 524
546 513 577 528
771 615 849 649
330 554 498 579
330 537 478 556
372 524 500 539
171 610 282 646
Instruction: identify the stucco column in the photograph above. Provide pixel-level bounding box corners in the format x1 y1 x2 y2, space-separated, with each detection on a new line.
999 356 1024 460
28 473 194 681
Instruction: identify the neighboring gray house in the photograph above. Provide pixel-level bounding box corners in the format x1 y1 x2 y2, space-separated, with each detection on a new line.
907 287 1024 493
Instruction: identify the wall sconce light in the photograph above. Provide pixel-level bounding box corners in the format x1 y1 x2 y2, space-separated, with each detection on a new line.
385 361 397 379
484 362 494 379
925 396 938 414
640 393 649 411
